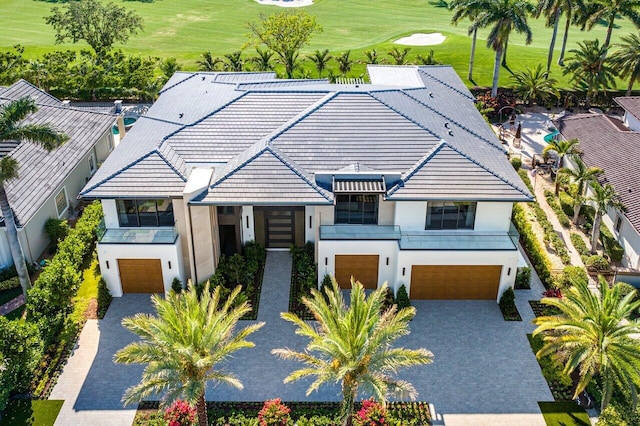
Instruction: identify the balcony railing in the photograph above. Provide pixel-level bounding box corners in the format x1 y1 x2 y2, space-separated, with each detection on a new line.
99 226 178 244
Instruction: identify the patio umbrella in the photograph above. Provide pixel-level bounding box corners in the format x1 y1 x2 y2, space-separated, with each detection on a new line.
514 122 522 139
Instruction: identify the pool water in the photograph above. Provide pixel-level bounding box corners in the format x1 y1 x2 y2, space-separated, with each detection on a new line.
112 117 137 134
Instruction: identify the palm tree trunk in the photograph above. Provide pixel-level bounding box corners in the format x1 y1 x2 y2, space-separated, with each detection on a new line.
557 15 571 66
0 184 31 296
341 381 357 426
627 78 634 97
502 34 509 66
591 212 602 254
491 46 503 97
547 9 561 74
468 27 478 81
573 201 581 224
196 392 208 426
603 17 615 51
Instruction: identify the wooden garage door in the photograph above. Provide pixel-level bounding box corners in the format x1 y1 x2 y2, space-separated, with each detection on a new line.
410 265 502 300
118 259 164 293
335 255 379 289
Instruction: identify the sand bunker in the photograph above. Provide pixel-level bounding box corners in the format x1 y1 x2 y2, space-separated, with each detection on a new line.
394 33 446 46
254 0 313 7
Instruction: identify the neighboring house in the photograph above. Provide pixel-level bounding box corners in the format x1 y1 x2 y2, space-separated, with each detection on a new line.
0 80 117 267
553 99 640 276
81 66 532 301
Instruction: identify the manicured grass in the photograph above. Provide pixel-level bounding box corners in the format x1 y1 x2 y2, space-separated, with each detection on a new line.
0 399 63 426
0 0 637 88
0 286 21 306
538 401 591 426
76 259 100 301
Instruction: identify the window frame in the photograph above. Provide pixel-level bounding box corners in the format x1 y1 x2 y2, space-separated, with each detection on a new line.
334 193 379 225
88 152 97 174
55 187 68 218
615 214 623 233
425 201 477 230
116 199 175 228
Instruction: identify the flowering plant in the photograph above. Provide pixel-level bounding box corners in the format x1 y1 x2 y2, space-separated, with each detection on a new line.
258 398 291 426
354 399 388 426
164 399 197 426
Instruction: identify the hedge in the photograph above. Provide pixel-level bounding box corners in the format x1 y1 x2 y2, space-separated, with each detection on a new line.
600 224 624 263
512 204 553 288
570 233 590 261
559 191 574 217
543 190 571 228
0 276 20 291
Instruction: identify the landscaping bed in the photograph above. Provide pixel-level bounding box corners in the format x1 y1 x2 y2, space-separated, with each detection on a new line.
538 401 590 426
527 334 573 401
288 242 317 320
529 300 560 318
0 399 63 426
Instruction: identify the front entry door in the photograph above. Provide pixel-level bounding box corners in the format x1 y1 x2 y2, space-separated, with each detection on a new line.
264 208 295 248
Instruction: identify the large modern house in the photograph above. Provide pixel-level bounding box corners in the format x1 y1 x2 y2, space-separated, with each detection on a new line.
81 66 532 301
554 99 640 282
0 80 117 267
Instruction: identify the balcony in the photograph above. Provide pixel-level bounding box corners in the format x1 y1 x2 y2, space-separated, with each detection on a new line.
320 225 401 240
99 225 178 244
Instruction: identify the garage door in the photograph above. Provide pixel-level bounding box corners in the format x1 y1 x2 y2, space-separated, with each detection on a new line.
118 259 164 293
410 265 502 300
335 255 379 289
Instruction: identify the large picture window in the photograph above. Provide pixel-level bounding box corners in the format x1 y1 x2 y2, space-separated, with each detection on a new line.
117 199 174 227
335 194 378 224
426 201 477 230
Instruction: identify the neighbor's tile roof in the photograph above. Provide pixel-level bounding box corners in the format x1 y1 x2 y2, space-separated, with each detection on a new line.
553 113 640 233
615 97 640 121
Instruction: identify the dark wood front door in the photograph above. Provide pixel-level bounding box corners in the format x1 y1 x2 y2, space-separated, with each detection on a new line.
264 208 295 248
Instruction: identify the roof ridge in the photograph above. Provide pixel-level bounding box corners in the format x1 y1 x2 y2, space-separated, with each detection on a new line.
155 147 187 182
387 141 445 196
417 68 474 100
80 151 157 196
158 73 197 95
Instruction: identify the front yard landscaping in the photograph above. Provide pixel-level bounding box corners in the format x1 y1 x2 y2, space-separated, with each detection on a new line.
538 401 590 426
288 242 317 320
0 399 63 426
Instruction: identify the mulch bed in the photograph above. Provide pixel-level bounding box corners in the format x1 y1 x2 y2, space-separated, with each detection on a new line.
500 304 522 321
288 267 314 320
529 300 560 317
242 261 265 321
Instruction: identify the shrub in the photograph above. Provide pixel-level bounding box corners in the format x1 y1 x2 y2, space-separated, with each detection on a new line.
512 204 553 287
258 398 291 426
511 157 522 171
517 169 534 193
355 399 388 426
600 225 624 263
0 276 20 291
598 401 640 426
381 286 395 312
570 233 590 261
0 266 17 282
97 277 112 318
531 201 571 264
44 217 69 249
171 277 183 293
542 288 563 298
514 267 531 289
543 190 571 228
559 191 574 217
164 400 197 426
555 266 588 289
585 255 610 271
617 282 639 318
395 284 410 310
499 287 516 311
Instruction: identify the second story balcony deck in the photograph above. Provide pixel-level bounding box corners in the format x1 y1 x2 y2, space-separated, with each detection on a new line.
99 224 178 245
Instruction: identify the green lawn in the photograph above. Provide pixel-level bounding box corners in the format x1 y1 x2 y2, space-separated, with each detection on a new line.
0 0 637 88
538 401 591 426
0 399 63 426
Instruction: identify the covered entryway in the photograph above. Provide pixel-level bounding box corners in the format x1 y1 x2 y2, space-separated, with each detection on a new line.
410 265 501 299
335 255 379 289
118 259 164 293
254 207 304 249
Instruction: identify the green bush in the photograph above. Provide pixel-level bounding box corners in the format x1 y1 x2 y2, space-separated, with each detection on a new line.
514 267 531 289
511 157 522 171
0 276 20 291
44 217 69 249
617 282 639 318
171 277 182 293
0 266 17 282
517 169 534 193
600 225 624 263
499 287 516 311
570 233 590 261
555 266 588 289
512 204 553 287
382 286 395 312
531 201 571 264
396 284 410 310
585 255 610 271
559 191 575 217
543 190 571 228
97 277 112 318
598 401 640 426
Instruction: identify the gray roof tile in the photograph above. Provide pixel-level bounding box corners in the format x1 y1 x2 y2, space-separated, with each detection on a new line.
615 97 640 121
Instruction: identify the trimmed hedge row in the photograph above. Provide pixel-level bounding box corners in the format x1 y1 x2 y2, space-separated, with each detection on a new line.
512 203 553 288
570 233 590 261
0 277 19 291
600 225 624 263
543 190 571 228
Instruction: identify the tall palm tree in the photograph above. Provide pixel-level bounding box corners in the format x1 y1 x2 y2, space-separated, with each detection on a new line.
450 0 484 81
387 47 412 65
196 51 222 72
563 39 616 105
114 282 264 426
609 33 640 96
580 0 640 51
533 278 640 410
249 48 274 72
307 49 332 78
471 0 536 97
223 51 244 72
363 49 382 65
336 50 354 77
273 278 433 426
542 138 579 195
0 97 67 296
560 156 603 223
588 182 624 253
510 64 560 105
556 0 578 66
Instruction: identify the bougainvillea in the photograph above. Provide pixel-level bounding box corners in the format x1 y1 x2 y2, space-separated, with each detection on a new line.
354 399 388 426
164 399 197 426
258 398 291 426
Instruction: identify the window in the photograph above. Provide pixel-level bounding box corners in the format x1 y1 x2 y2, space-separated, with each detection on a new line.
88 153 97 174
426 201 477 230
335 194 378 224
117 199 174 227
615 215 623 232
55 188 68 217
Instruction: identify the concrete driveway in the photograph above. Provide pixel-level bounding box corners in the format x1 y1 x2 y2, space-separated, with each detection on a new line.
50 252 551 425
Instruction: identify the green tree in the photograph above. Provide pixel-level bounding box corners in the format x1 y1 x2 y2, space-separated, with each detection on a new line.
563 39 616 105
223 51 244 72
363 49 382 65
249 48 275 72
470 0 535 97
336 50 354 77
307 49 332 78
535 0 577 72
114 282 264 426
542 138 579 195
533 279 640 410
0 98 68 296
197 51 223 72
273 278 433 426
580 0 640 51
588 182 624 254
248 10 322 79
0 45 25 86
450 0 484 80
160 58 180 81
560 156 603 223
46 0 143 57
510 64 560 105
609 32 640 96
557 0 581 66
387 47 411 65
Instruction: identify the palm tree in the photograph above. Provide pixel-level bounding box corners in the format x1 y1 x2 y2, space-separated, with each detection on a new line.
114 282 264 426
363 49 382 65
580 0 640 51
249 48 274 72
471 0 535 97
450 0 484 81
609 33 640 96
196 51 222 72
563 39 616 105
387 47 411 65
307 49 332 78
223 51 244 72
416 50 441 65
273 278 433 426
510 64 560 105
560 156 603 223
588 182 624 253
0 98 67 296
536 0 575 72
533 278 640 410
542 138 579 195
336 50 354 77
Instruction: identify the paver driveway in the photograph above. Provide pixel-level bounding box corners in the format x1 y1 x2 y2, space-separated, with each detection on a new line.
51 251 551 425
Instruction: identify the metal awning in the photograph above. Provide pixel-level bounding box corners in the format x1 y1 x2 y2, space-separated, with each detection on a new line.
333 179 385 193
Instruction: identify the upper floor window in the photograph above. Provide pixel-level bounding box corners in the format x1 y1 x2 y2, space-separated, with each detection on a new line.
89 153 97 174
426 201 477 230
335 194 378 225
615 214 623 232
55 188 68 217
117 199 174 227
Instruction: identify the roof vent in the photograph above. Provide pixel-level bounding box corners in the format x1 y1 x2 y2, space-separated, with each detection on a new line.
179 113 184 118
202 76 205 81
429 92 434 98
448 130 454 136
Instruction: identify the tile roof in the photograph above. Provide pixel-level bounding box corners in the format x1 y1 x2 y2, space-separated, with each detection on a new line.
615 97 640 121
553 113 640 233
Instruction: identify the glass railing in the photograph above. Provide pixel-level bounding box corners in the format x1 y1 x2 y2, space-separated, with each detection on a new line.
320 225 402 240
99 226 178 244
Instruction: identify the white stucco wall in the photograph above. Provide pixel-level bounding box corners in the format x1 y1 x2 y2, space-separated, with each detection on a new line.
393 201 513 232
98 240 185 297
394 201 427 230
602 209 640 270
102 199 119 228
241 206 255 243
624 112 640 131
305 206 315 243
